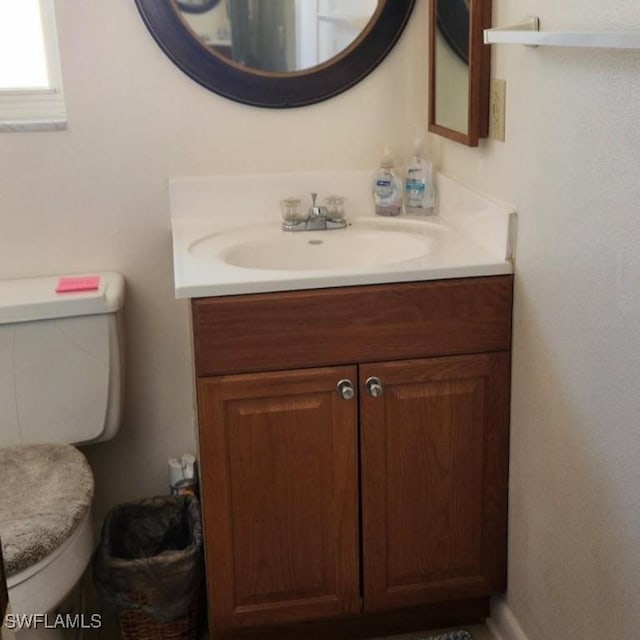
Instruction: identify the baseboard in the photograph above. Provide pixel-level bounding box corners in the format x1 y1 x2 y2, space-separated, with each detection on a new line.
487 597 529 640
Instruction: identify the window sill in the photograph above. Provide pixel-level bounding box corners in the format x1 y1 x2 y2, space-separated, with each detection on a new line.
0 119 67 132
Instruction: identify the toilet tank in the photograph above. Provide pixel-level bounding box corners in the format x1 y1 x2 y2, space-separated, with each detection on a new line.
0 273 125 447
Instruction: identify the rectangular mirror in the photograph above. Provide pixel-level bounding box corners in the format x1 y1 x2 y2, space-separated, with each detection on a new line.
428 0 492 147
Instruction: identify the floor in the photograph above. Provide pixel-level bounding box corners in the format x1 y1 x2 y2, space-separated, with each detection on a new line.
371 624 495 640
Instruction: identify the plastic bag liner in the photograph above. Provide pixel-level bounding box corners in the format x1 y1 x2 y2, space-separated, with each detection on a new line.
93 495 203 623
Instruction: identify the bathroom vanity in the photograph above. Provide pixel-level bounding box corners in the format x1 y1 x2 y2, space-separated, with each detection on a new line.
192 276 511 638
171 170 515 638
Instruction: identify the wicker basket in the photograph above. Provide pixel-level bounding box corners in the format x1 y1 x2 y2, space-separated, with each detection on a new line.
118 591 199 640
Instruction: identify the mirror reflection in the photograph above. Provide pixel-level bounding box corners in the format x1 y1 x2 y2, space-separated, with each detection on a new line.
174 0 379 74
434 0 470 135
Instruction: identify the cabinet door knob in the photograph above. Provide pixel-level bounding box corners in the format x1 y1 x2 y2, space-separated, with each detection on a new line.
366 376 383 398
336 379 355 400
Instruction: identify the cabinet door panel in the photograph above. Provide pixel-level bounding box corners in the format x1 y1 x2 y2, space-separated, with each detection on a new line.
361 353 510 611
197 366 360 629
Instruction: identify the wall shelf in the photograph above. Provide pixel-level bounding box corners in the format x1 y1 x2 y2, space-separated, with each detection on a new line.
484 16 640 49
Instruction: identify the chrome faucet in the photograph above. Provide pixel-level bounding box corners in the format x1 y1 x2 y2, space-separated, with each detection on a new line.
282 192 347 232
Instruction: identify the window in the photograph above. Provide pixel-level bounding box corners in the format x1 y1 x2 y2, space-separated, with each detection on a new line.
0 0 66 131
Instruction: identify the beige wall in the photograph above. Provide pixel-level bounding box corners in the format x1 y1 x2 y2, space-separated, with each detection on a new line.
434 1 640 639
0 1 427 519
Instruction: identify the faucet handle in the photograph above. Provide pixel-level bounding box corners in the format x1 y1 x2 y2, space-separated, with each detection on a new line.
309 192 327 218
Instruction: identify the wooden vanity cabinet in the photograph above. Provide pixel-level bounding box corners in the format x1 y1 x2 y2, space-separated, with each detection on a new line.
192 276 513 638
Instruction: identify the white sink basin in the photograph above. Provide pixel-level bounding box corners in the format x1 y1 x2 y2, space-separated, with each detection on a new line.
170 170 515 298
172 209 512 297
190 224 435 271
170 171 514 298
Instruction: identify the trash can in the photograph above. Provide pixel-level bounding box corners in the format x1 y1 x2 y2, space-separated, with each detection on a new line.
93 495 203 640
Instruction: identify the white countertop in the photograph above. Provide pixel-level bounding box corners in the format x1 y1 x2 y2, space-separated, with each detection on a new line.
169 170 515 299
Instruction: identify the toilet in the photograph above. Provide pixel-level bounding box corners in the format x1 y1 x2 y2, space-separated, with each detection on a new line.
0 272 125 633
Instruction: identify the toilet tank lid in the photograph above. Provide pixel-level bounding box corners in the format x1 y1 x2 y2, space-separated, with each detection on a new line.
0 272 125 324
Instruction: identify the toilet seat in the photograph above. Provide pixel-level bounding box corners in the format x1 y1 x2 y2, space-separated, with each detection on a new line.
0 444 93 577
6 509 93 615
0 444 95 615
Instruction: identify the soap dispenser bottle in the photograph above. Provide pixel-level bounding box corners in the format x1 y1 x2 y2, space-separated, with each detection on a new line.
372 147 403 216
404 132 435 215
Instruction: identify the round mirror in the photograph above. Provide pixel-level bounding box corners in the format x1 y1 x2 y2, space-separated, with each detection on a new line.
135 0 416 107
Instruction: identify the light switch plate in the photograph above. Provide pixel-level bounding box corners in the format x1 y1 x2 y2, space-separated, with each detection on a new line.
489 79 506 142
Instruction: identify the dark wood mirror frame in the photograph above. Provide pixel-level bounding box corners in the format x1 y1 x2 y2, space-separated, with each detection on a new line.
135 0 416 109
428 0 492 146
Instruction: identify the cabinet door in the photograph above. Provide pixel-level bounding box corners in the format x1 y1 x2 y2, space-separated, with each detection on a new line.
360 353 510 611
197 366 360 630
